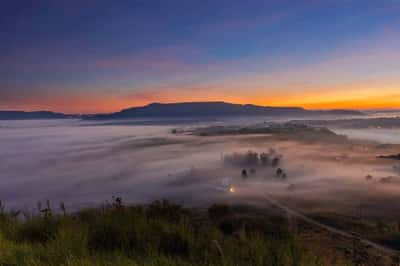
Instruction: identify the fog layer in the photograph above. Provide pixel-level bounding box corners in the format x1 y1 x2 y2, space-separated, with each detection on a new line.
0 118 399 218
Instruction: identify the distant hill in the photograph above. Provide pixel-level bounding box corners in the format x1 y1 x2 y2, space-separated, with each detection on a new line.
0 111 72 120
89 102 364 119
0 102 364 120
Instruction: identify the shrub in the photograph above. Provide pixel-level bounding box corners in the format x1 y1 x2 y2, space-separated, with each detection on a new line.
218 219 236 235
147 199 188 223
208 204 233 222
158 229 190 257
15 216 60 244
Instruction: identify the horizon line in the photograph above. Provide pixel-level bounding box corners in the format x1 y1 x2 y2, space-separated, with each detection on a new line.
1 100 400 115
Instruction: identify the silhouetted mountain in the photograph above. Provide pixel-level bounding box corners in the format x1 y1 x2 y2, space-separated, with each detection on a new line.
89 102 364 119
0 102 364 120
0 111 73 120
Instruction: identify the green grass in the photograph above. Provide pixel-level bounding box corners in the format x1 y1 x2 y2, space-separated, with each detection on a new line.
310 212 400 251
0 199 347 266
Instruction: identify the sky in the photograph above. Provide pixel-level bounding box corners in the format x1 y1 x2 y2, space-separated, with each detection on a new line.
1 0 400 113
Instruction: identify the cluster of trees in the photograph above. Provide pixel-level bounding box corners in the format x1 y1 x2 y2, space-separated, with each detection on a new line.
224 149 281 167
224 149 287 180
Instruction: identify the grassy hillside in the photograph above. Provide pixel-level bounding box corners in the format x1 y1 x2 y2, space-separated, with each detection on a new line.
0 199 349 266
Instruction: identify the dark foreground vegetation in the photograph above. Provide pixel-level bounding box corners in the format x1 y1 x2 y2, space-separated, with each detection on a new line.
311 212 400 252
0 199 345 266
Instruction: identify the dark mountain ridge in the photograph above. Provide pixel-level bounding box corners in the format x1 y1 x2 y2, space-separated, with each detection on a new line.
0 111 73 120
0 102 364 120
89 102 364 119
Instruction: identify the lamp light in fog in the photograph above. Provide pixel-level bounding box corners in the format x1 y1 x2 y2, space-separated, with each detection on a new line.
229 187 236 193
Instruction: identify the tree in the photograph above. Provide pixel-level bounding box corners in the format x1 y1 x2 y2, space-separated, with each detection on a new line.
241 169 248 178
260 152 270 165
271 157 280 167
276 168 283 178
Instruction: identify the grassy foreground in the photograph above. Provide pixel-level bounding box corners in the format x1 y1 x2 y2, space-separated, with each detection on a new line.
0 199 349 266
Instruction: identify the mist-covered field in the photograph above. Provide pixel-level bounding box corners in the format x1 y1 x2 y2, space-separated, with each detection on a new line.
1 117 400 219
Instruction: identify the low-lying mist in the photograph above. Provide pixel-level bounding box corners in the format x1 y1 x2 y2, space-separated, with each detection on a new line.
0 119 400 219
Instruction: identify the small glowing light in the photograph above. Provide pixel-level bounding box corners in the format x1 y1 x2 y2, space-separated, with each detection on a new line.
229 187 235 193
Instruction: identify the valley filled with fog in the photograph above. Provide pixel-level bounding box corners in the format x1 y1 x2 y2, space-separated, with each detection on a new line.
1 115 400 219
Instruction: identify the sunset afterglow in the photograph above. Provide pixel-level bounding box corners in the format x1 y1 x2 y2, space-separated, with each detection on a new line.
2 2 400 264
1 1 399 113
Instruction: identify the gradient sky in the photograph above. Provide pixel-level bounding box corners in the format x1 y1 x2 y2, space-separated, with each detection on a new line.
1 0 400 113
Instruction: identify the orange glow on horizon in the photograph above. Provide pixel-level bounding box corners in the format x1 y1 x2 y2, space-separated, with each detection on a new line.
266 92 400 110
1 88 399 113
4 97 399 114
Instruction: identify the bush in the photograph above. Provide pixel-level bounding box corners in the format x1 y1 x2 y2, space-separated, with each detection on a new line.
208 204 232 222
218 219 236 235
87 210 145 253
147 199 188 223
159 230 190 257
15 216 60 244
